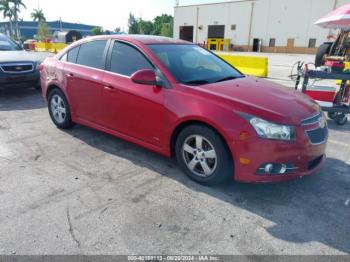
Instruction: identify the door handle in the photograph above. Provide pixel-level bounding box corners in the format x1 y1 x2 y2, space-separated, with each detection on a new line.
66 73 74 78
104 85 117 92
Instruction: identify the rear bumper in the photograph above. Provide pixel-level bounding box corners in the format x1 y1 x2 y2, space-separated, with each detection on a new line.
0 70 40 88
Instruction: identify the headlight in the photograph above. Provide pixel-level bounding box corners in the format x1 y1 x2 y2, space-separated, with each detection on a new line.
249 117 296 141
35 61 42 70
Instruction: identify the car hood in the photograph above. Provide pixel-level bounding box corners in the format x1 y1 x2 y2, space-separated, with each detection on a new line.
198 76 320 125
0 50 52 64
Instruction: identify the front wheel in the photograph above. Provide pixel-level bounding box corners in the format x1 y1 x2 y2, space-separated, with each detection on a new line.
48 88 73 129
335 113 348 126
175 125 234 186
328 112 338 120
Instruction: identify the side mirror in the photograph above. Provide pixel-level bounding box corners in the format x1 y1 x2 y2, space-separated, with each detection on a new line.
131 69 162 87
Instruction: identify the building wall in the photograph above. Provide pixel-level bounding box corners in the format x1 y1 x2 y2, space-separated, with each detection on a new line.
174 0 349 53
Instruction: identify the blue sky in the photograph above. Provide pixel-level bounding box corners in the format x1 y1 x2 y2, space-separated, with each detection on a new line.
0 0 232 31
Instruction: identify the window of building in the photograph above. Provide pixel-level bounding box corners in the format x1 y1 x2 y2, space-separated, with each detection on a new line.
308 38 317 48
110 42 153 76
67 46 80 63
76 40 107 69
269 38 276 47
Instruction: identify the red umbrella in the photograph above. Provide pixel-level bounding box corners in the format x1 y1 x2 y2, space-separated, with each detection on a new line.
315 3 350 29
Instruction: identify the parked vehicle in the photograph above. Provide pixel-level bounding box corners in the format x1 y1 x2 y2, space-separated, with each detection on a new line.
0 33 49 89
40 35 328 185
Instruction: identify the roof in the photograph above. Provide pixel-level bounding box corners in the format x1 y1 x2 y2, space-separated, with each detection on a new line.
0 20 97 31
175 0 254 8
0 20 97 39
116 35 192 44
81 34 192 45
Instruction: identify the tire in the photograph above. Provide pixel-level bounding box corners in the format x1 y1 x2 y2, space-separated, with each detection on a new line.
48 88 73 129
175 124 234 186
315 43 332 67
328 112 337 120
335 113 348 126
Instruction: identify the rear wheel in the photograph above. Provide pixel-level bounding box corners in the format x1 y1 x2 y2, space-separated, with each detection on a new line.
175 125 234 186
48 88 73 129
315 43 332 67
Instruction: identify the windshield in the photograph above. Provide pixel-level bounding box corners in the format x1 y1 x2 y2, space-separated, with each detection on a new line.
148 44 243 85
0 35 22 51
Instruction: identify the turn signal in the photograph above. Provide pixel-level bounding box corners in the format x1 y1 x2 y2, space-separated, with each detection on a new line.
239 131 250 140
239 158 251 165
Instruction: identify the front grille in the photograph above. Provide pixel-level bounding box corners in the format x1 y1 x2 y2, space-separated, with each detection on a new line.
0 63 34 74
306 127 328 145
308 155 324 170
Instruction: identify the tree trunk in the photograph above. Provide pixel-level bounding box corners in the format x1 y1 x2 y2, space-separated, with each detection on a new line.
9 19 13 38
14 13 19 39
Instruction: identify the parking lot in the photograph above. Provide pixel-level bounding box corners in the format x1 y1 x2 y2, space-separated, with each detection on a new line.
0 53 349 255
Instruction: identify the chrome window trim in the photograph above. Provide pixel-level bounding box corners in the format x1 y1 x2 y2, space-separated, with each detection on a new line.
301 112 323 126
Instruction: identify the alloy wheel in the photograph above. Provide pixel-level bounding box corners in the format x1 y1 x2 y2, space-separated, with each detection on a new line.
50 94 67 124
182 135 217 177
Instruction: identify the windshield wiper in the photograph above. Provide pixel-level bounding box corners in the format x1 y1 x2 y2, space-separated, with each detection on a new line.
215 76 243 83
183 79 210 85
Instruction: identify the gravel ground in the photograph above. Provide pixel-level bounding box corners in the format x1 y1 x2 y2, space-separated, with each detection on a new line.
0 52 349 255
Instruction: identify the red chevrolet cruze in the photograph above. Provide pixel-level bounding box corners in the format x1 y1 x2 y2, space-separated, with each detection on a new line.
40 35 328 185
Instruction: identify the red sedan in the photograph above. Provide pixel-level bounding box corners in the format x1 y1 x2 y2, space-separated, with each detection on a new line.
40 35 328 185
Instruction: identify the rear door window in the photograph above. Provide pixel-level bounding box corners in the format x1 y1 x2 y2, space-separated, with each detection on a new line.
109 42 153 76
67 46 80 63
76 40 107 70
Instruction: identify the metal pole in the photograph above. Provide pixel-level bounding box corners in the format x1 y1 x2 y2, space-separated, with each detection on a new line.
329 0 338 37
195 7 199 43
247 1 255 52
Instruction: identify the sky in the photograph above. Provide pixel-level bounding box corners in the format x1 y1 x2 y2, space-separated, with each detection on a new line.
0 0 232 31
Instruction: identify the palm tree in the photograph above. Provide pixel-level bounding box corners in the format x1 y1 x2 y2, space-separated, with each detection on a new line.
9 0 26 40
31 8 45 23
0 0 14 37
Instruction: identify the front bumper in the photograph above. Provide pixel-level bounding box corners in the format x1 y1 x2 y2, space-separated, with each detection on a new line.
231 125 327 183
0 70 40 88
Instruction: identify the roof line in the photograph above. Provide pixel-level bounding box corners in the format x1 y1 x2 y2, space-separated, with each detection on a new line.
175 0 255 8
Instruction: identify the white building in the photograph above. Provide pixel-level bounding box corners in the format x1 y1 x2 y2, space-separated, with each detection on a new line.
174 0 350 53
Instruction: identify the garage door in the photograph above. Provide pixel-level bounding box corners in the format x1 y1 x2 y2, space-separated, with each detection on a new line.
180 26 194 42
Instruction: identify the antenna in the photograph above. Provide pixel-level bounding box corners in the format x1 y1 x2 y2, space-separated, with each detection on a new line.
175 0 179 6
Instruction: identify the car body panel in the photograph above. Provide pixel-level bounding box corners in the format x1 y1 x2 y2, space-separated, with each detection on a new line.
40 35 328 183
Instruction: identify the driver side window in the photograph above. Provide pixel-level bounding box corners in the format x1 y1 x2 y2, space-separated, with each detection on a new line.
109 42 154 76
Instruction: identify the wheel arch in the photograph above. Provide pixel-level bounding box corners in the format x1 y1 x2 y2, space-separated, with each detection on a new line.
170 119 233 159
46 84 62 99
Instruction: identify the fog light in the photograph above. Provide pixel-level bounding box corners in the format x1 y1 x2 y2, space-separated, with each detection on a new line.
264 164 274 174
257 163 296 175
